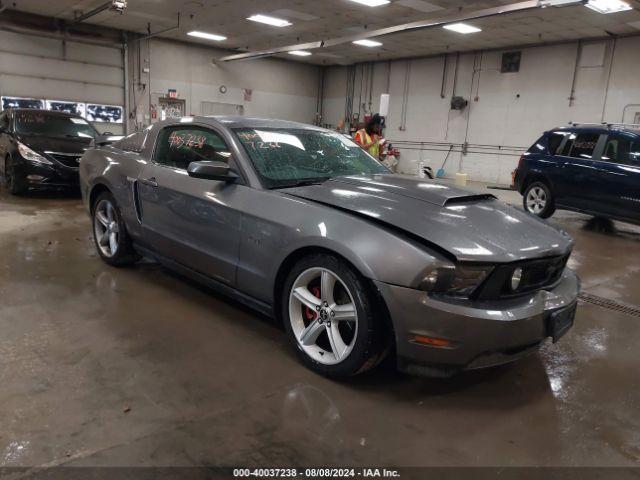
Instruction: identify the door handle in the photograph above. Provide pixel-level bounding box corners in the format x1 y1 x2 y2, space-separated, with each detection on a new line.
139 177 158 187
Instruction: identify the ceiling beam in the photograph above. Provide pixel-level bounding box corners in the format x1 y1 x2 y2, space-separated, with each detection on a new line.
220 0 542 62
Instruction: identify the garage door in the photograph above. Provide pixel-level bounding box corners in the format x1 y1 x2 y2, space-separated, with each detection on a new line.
0 29 125 134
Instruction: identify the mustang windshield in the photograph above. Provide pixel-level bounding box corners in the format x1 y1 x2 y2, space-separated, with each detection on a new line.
15 111 97 139
234 128 388 188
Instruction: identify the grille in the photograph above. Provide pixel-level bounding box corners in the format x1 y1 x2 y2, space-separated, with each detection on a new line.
47 152 82 169
475 254 569 300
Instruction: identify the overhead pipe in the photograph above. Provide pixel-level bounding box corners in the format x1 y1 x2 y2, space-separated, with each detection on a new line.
68 1 113 26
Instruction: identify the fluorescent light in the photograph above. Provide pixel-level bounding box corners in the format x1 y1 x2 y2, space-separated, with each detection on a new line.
353 39 383 47
187 31 227 41
443 23 482 34
585 0 631 14
288 50 312 56
348 0 391 6
247 14 292 27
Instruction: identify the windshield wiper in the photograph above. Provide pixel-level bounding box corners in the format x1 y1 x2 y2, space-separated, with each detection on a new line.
271 177 331 189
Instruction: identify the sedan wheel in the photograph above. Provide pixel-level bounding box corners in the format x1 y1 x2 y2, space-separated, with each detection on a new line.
289 267 358 365
283 254 388 378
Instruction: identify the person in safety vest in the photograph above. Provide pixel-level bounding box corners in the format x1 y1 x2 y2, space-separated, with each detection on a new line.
354 113 385 159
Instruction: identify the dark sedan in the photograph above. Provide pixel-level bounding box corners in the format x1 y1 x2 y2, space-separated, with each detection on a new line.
0 109 100 194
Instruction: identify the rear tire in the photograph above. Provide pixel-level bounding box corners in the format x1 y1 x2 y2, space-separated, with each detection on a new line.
282 253 388 378
523 181 556 219
91 191 140 267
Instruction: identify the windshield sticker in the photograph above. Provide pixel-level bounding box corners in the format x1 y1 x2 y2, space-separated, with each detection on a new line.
169 131 206 149
16 113 46 124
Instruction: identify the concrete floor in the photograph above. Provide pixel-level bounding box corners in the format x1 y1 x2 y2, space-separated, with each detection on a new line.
1 183 640 469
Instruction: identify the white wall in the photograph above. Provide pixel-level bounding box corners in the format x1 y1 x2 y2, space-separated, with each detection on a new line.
323 36 640 185
129 38 321 131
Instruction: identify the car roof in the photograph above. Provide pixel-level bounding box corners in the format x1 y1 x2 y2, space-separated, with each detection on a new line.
7 108 84 119
154 115 328 132
551 124 640 136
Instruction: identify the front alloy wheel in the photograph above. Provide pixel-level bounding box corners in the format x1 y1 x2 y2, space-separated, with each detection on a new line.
283 254 388 378
289 267 358 365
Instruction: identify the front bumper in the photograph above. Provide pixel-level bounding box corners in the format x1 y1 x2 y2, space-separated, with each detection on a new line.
374 268 580 377
13 160 80 188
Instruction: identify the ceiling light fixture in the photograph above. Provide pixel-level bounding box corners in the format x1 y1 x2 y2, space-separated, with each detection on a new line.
288 50 312 56
187 31 227 41
443 23 482 34
348 0 391 6
539 0 584 6
352 39 383 47
585 0 631 14
247 14 292 27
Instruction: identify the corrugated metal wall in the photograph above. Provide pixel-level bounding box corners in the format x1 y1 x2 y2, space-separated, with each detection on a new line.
0 29 125 134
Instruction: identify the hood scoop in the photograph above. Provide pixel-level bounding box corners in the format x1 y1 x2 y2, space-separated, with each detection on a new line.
443 194 496 207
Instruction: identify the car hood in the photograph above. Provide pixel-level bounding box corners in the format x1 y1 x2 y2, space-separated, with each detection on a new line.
18 134 93 155
282 174 573 263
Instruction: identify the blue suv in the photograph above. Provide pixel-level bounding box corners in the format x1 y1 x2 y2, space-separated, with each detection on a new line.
514 123 640 224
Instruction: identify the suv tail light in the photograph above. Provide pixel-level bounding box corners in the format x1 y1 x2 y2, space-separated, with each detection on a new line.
511 154 525 188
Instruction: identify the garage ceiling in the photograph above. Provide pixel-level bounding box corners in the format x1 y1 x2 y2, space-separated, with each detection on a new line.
6 0 640 64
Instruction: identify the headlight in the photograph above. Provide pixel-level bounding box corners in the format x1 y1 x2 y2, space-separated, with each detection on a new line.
419 265 493 297
17 142 52 165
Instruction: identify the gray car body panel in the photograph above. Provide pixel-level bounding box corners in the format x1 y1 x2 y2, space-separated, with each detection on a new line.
80 116 579 375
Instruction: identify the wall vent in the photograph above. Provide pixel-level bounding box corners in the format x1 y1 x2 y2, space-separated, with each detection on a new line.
501 51 522 73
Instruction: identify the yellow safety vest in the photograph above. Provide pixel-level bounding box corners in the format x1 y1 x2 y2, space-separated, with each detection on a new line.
355 129 380 158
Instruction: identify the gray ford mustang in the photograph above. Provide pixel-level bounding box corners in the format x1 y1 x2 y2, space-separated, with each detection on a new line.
80 116 580 378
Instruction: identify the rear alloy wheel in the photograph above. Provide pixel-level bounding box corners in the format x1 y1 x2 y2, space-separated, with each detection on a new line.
283 254 387 378
523 181 556 219
92 192 140 267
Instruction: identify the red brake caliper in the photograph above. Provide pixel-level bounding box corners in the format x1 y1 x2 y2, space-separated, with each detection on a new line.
304 286 321 321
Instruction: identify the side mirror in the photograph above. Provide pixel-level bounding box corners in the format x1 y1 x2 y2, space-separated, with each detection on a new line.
187 160 238 182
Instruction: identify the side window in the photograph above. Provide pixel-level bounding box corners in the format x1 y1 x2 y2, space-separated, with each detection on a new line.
560 133 600 160
154 126 230 170
602 136 640 165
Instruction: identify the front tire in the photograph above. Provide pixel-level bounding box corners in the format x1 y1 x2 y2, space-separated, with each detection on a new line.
523 181 556 219
5 157 26 195
282 254 388 378
92 191 140 267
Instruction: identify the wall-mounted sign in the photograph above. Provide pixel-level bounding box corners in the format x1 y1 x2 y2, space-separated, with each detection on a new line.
168 89 178 99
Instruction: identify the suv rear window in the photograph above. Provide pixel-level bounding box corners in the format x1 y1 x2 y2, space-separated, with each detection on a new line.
547 132 567 155
602 136 640 165
560 133 600 160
